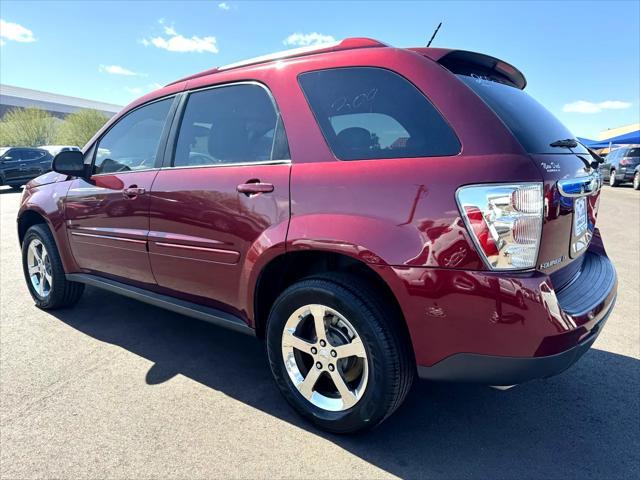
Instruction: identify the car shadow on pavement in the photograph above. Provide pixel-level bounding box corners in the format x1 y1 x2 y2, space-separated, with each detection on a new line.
50 286 639 480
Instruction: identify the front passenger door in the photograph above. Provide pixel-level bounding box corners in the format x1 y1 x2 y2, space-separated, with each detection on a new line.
64 97 176 285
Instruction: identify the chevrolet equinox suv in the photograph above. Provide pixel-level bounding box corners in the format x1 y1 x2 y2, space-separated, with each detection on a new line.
17 39 617 433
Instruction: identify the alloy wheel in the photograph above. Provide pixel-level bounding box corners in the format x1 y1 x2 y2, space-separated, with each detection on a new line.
609 170 616 186
26 238 52 298
634 172 639 190
281 304 368 411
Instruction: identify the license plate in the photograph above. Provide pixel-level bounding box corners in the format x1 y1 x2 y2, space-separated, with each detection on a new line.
574 197 588 237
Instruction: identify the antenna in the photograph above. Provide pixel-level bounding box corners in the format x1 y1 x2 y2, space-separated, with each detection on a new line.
426 22 442 48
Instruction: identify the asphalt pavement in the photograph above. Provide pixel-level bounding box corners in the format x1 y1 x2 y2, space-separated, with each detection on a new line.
1 184 638 479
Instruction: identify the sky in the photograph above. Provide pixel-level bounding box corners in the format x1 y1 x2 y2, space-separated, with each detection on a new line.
0 0 639 138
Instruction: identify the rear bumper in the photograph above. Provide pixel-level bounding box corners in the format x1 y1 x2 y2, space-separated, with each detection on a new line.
388 231 617 385
417 296 614 384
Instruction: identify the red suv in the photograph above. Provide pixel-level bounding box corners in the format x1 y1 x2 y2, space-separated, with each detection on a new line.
17 39 617 433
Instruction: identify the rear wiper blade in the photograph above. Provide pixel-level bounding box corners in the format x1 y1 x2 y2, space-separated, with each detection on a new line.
550 138 599 170
550 138 578 148
584 145 605 164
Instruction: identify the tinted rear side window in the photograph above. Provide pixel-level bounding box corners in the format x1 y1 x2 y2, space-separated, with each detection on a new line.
299 67 460 160
173 83 288 167
459 75 588 155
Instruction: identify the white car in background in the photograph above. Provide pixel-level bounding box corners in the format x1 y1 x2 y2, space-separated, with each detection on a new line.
38 145 81 156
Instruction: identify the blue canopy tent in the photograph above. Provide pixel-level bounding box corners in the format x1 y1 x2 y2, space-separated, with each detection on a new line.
577 137 609 148
578 130 639 149
603 130 640 145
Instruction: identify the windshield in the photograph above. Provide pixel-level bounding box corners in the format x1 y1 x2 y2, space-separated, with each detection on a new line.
459 74 588 155
0 147 9 157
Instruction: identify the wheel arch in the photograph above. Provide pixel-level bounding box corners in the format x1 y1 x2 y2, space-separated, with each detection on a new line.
17 208 49 245
252 249 415 363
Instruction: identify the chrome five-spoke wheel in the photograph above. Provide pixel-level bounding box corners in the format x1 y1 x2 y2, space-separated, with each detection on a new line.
26 238 52 298
281 304 368 411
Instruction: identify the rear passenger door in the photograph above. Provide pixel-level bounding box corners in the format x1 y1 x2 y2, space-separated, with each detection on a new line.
148 82 290 313
21 149 49 178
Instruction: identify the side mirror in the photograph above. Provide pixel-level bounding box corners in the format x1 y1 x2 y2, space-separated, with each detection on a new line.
52 150 86 177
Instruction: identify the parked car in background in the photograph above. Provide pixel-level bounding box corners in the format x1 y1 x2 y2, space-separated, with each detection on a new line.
600 145 640 187
17 39 617 433
0 147 53 190
39 145 81 157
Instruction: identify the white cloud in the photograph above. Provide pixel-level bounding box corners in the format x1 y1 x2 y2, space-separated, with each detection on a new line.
0 19 36 43
142 23 218 53
563 100 632 114
0 40 5 47
218 2 231 10
283 32 336 47
99 64 143 76
125 83 164 96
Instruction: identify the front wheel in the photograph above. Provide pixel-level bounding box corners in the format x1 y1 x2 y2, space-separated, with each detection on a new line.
266 274 414 433
22 224 84 309
609 169 619 187
633 171 640 190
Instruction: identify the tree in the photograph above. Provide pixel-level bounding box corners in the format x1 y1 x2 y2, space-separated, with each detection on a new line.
0 107 58 147
55 109 109 148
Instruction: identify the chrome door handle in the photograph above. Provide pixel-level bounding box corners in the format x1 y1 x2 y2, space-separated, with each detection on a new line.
123 186 145 198
237 182 274 195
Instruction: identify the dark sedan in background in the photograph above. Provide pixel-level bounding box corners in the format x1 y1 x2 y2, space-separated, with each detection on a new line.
600 145 640 189
0 147 53 190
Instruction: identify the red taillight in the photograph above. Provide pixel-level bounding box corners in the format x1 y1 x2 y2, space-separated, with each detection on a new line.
620 157 633 166
458 183 543 270
464 206 499 256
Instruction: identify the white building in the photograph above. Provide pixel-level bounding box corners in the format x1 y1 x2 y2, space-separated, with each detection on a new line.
0 84 122 119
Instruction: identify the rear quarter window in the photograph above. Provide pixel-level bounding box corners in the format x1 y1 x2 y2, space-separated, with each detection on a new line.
298 67 460 160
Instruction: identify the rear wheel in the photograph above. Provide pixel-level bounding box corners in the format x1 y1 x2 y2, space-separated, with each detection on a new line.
21 224 84 309
266 274 414 433
609 169 619 187
634 171 640 190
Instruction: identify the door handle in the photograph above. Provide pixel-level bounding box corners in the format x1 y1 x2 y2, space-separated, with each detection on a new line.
123 186 145 198
237 182 274 196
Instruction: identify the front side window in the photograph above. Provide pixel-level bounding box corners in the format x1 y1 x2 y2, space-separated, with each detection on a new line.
298 67 460 160
94 98 173 174
24 150 46 161
173 83 288 167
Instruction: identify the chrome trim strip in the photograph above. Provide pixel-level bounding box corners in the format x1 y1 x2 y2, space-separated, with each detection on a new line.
154 241 239 258
557 172 601 198
162 159 291 171
70 231 146 244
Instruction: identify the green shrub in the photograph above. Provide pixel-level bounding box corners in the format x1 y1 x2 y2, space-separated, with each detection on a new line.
0 108 58 147
55 109 109 148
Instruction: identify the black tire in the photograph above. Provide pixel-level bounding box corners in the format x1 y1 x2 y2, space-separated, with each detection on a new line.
21 224 84 309
609 169 619 187
633 171 640 190
266 273 414 434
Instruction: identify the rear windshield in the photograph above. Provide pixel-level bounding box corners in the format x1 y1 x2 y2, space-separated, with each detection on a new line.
459 75 588 154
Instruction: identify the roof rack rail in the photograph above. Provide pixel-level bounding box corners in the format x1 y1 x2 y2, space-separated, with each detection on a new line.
166 37 387 87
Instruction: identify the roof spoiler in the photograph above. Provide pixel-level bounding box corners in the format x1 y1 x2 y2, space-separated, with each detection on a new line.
411 48 527 89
